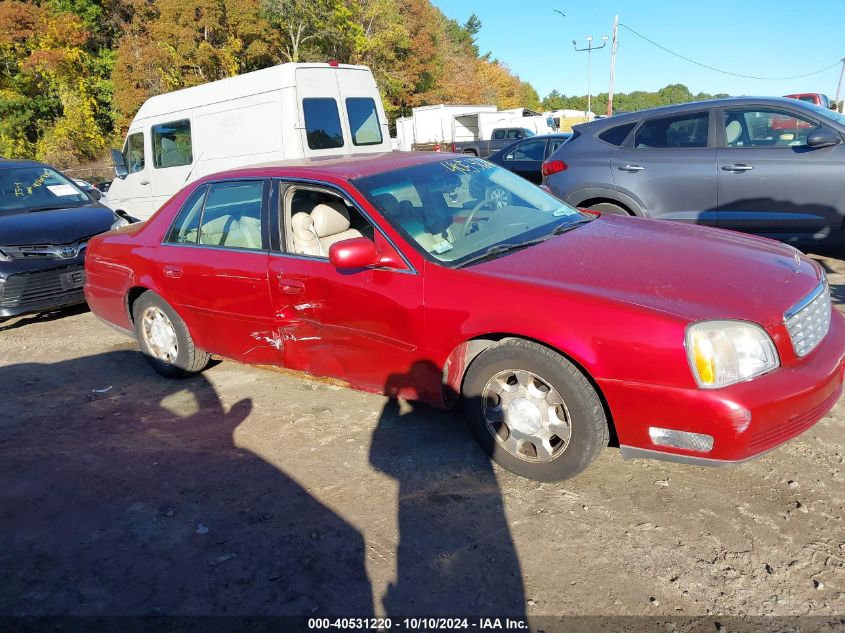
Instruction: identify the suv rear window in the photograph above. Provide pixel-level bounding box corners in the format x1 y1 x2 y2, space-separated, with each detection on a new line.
598 122 636 146
303 98 344 150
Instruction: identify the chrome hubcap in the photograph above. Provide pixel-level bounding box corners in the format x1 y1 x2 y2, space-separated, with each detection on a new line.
482 369 571 462
141 306 178 363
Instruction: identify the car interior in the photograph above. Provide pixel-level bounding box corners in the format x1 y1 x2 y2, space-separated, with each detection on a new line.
286 188 375 257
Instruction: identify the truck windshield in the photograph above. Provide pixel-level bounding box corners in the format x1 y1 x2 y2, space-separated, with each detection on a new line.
354 157 589 267
0 166 90 214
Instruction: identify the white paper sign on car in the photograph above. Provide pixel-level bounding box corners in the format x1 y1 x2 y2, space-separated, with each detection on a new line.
47 184 80 196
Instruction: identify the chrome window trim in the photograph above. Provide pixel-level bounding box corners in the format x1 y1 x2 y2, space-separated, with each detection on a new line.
784 277 827 322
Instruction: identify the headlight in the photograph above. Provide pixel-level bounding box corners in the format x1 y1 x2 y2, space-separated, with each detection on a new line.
0 248 11 262
111 214 129 230
686 320 779 389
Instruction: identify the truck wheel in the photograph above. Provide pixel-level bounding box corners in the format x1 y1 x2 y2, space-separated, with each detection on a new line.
462 338 608 481
588 202 630 216
132 291 210 379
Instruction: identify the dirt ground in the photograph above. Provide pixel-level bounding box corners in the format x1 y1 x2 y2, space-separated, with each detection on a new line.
1 252 844 631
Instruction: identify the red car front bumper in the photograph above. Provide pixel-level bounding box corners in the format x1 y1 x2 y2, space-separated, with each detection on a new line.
600 311 845 465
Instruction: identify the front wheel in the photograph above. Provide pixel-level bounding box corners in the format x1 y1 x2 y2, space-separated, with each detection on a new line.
132 291 210 379
588 202 630 216
462 338 608 481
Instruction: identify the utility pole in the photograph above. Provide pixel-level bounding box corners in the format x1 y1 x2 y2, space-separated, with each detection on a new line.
835 57 845 113
573 35 608 119
607 15 619 117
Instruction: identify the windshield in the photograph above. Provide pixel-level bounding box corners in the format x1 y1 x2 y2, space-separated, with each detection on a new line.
354 157 590 266
796 100 845 127
0 166 90 214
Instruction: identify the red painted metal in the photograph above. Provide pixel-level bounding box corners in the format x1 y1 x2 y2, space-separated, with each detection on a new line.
84 153 845 464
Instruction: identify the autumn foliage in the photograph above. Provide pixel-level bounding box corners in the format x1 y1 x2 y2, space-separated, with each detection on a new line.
0 0 539 166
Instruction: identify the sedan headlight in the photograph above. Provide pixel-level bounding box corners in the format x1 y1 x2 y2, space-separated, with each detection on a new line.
686 320 779 389
0 249 11 262
111 214 129 230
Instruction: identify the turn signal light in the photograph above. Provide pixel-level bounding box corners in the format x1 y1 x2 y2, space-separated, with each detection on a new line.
542 160 568 177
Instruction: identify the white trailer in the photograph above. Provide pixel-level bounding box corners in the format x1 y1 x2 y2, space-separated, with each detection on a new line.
105 62 392 220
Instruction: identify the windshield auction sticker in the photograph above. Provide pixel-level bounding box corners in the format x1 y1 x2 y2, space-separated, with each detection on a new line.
441 158 491 174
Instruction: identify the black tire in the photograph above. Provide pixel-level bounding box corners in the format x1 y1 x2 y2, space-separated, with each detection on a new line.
132 291 210 379
588 202 630 216
462 338 608 481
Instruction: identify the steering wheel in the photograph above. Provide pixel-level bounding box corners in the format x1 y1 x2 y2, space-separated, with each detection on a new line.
459 198 499 240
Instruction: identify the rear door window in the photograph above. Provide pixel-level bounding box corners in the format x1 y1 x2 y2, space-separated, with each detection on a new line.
199 181 265 250
303 98 344 150
505 139 546 161
634 113 709 149
166 186 207 244
346 98 382 146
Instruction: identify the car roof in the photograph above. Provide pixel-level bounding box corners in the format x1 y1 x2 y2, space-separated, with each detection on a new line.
0 159 50 170
197 151 474 182
575 96 816 132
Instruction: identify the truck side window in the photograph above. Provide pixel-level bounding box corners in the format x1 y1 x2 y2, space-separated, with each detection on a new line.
152 119 193 168
303 98 344 150
346 98 383 146
123 132 145 173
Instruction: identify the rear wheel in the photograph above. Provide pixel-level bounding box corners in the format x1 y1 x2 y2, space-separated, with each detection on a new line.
132 292 210 379
588 202 630 216
462 338 608 481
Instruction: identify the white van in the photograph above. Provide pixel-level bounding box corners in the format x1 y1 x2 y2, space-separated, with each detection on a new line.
105 62 391 220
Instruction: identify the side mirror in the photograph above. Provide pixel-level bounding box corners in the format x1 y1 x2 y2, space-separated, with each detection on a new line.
806 128 841 149
87 188 103 202
329 237 381 270
110 148 128 178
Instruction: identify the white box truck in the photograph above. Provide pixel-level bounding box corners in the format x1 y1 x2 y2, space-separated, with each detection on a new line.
395 104 498 151
105 62 392 220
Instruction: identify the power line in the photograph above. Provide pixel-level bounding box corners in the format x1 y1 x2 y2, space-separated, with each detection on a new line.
618 23 842 81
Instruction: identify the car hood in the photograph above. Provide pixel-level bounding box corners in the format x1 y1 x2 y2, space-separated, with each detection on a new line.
0 205 115 245
473 214 822 327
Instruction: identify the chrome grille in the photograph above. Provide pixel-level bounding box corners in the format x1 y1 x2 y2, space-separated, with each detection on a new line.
784 281 831 357
1 239 88 260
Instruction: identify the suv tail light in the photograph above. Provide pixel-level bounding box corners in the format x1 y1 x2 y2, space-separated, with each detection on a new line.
542 160 568 177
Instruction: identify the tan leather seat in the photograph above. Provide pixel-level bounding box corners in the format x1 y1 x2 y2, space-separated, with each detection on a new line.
311 202 363 255
290 211 321 255
725 119 743 146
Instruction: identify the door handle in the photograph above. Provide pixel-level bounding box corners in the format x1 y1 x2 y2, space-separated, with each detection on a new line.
618 164 645 172
277 274 305 295
163 265 182 279
721 164 753 172
139 180 150 185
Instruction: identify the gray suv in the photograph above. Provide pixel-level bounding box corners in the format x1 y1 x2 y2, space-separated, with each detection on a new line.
543 97 845 245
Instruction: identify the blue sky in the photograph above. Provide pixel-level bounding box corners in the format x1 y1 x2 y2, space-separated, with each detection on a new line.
432 0 845 99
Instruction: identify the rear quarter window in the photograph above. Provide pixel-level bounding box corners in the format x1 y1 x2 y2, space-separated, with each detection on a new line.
598 122 637 146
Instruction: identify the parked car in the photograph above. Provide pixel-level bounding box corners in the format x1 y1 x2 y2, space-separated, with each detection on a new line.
784 93 836 109
452 127 537 158
85 152 844 481
71 178 103 201
105 62 392 221
488 133 572 184
0 160 129 321
543 97 845 245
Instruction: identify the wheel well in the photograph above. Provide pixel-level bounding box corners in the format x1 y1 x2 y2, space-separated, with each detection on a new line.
463 149 478 156
126 286 151 323
453 334 619 447
579 197 634 216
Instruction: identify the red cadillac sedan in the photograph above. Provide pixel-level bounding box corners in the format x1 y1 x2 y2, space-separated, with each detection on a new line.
85 152 845 481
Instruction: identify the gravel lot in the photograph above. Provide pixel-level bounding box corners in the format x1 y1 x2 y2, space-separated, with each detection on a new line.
1 251 844 629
